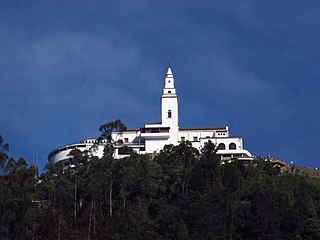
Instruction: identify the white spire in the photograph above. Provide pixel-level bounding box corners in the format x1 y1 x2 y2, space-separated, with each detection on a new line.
161 66 179 145
164 67 175 90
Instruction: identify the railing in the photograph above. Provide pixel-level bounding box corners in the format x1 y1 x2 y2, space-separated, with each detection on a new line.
140 127 170 133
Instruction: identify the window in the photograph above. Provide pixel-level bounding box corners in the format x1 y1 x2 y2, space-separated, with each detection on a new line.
229 143 236 150
124 138 128 143
151 128 160 133
159 128 170 133
193 136 198 141
218 143 226 150
118 146 133 155
141 127 169 133
139 147 145 151
168 91 171 93
168 110 172 118
181 137 185 141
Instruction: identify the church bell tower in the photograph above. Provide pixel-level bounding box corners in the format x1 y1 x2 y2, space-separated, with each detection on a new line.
161 67 179 145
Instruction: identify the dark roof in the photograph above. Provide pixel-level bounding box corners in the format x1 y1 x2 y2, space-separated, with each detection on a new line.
179 127 226 131
144 122 162 124
114 129 140 133
200 136 243 139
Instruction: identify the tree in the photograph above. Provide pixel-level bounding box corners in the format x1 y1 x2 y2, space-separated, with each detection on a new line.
68 148 88 167
200 140 220 171
44 161 64 176
16 157 28 170
99 119 127 142
190 140 220 192
0 135 9 173
103 143 115 159
5 157 16 174
301 218 320 240
155 141 199 198
1 132 320 239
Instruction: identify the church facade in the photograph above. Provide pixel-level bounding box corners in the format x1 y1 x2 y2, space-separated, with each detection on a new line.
48 68 253 166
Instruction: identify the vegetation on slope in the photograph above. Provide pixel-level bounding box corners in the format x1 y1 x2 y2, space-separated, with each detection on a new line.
0 135 320 239
306 177 320 189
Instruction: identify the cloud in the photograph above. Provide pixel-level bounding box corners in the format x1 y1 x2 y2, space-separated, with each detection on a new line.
1 0 320 170
0 28 164 152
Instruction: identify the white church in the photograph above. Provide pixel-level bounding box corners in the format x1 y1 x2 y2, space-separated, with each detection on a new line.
48 67 253 166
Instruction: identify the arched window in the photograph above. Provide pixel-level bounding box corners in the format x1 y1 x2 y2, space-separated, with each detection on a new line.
168 110 172 118
229 143 236 150
218 143 226 150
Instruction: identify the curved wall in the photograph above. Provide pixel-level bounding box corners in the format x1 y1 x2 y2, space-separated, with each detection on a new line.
48 144 90 164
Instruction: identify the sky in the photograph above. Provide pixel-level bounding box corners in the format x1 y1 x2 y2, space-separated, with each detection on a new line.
1 0 320 172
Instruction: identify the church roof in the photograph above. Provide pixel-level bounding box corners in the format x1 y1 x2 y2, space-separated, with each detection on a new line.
179 127 226 131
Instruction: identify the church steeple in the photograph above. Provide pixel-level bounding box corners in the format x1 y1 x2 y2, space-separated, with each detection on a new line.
161 67 179 145
163 67 177 95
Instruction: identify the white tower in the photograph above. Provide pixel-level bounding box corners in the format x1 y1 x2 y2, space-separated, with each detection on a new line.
161 67 179 145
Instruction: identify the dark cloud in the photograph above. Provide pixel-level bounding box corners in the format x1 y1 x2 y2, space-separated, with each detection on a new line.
0 0 319 170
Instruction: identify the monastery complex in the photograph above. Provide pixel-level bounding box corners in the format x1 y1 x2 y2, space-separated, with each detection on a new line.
48 68 254 166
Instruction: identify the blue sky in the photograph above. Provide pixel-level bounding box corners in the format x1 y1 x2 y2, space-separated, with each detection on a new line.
1 0 320 171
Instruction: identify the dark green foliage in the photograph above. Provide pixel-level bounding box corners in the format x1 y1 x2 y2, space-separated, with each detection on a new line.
99 119 127 142
0 135 320 239
306 177 320 189
0 135 9 173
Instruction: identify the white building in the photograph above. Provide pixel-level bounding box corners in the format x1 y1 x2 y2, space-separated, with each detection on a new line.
48 67 253 167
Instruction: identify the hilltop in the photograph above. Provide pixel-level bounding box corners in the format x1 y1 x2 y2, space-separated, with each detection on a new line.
1 135 320 239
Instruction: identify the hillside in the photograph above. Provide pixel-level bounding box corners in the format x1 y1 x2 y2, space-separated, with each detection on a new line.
1 137 320 239
295 167 320 179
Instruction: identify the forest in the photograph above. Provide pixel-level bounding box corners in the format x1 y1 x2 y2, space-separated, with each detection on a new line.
0 134 320 240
